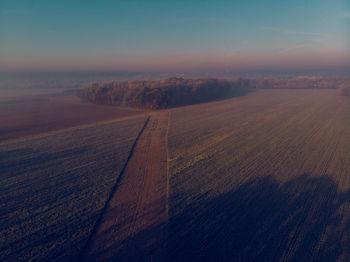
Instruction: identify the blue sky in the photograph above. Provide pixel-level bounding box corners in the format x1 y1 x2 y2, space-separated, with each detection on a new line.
0 0 349 71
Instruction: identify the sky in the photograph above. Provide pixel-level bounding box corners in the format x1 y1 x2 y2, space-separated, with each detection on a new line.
0 0 349 72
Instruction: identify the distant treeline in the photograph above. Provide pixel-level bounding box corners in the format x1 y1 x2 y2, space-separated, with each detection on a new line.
339 84 350 96
77 76 349 109
77 78 253 109
252 75 349 90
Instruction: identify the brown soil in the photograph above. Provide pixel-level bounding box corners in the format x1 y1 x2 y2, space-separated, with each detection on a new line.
82 111 169 262
0 94 143 142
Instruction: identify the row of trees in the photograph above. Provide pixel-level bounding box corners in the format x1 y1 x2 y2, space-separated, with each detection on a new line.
77 77 349 109
77 78 252 109
252 76 347 89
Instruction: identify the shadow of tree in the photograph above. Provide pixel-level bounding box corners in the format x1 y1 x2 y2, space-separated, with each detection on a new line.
83 174 350 261
85 200 167 262
167 174 350 262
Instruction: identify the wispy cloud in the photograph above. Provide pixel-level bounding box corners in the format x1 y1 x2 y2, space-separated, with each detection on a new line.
276 44 312 55
339 12 350 19
258 26 329 38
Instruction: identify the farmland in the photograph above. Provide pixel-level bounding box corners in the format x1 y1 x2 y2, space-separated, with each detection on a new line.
1 88 350 261
83 112 169 261
0 91 143 142
0 115 147 261
167 89 350 261
2 0 349 260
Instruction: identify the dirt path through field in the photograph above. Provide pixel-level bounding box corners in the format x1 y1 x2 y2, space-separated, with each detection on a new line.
82 111 169 262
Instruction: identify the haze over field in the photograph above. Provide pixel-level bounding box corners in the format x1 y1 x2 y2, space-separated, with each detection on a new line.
1 1 350 262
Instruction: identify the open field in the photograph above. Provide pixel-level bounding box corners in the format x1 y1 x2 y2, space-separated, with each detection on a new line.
167 89 350 261
84 112 169 262
0 92 143 142
0 116 147 261
1 88 350 261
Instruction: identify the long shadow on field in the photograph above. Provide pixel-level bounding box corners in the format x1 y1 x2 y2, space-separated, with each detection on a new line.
174 88 254 109
89 174 350 261
84 200 167 262
167 174 350 262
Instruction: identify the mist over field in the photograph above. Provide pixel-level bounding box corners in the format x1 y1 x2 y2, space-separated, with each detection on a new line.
1 0 350 261
1 71 349 261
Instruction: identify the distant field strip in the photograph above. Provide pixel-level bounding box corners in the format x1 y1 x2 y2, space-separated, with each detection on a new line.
0 116 147 261
167 90 350 261
83 112 169 261
0 94 144 142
